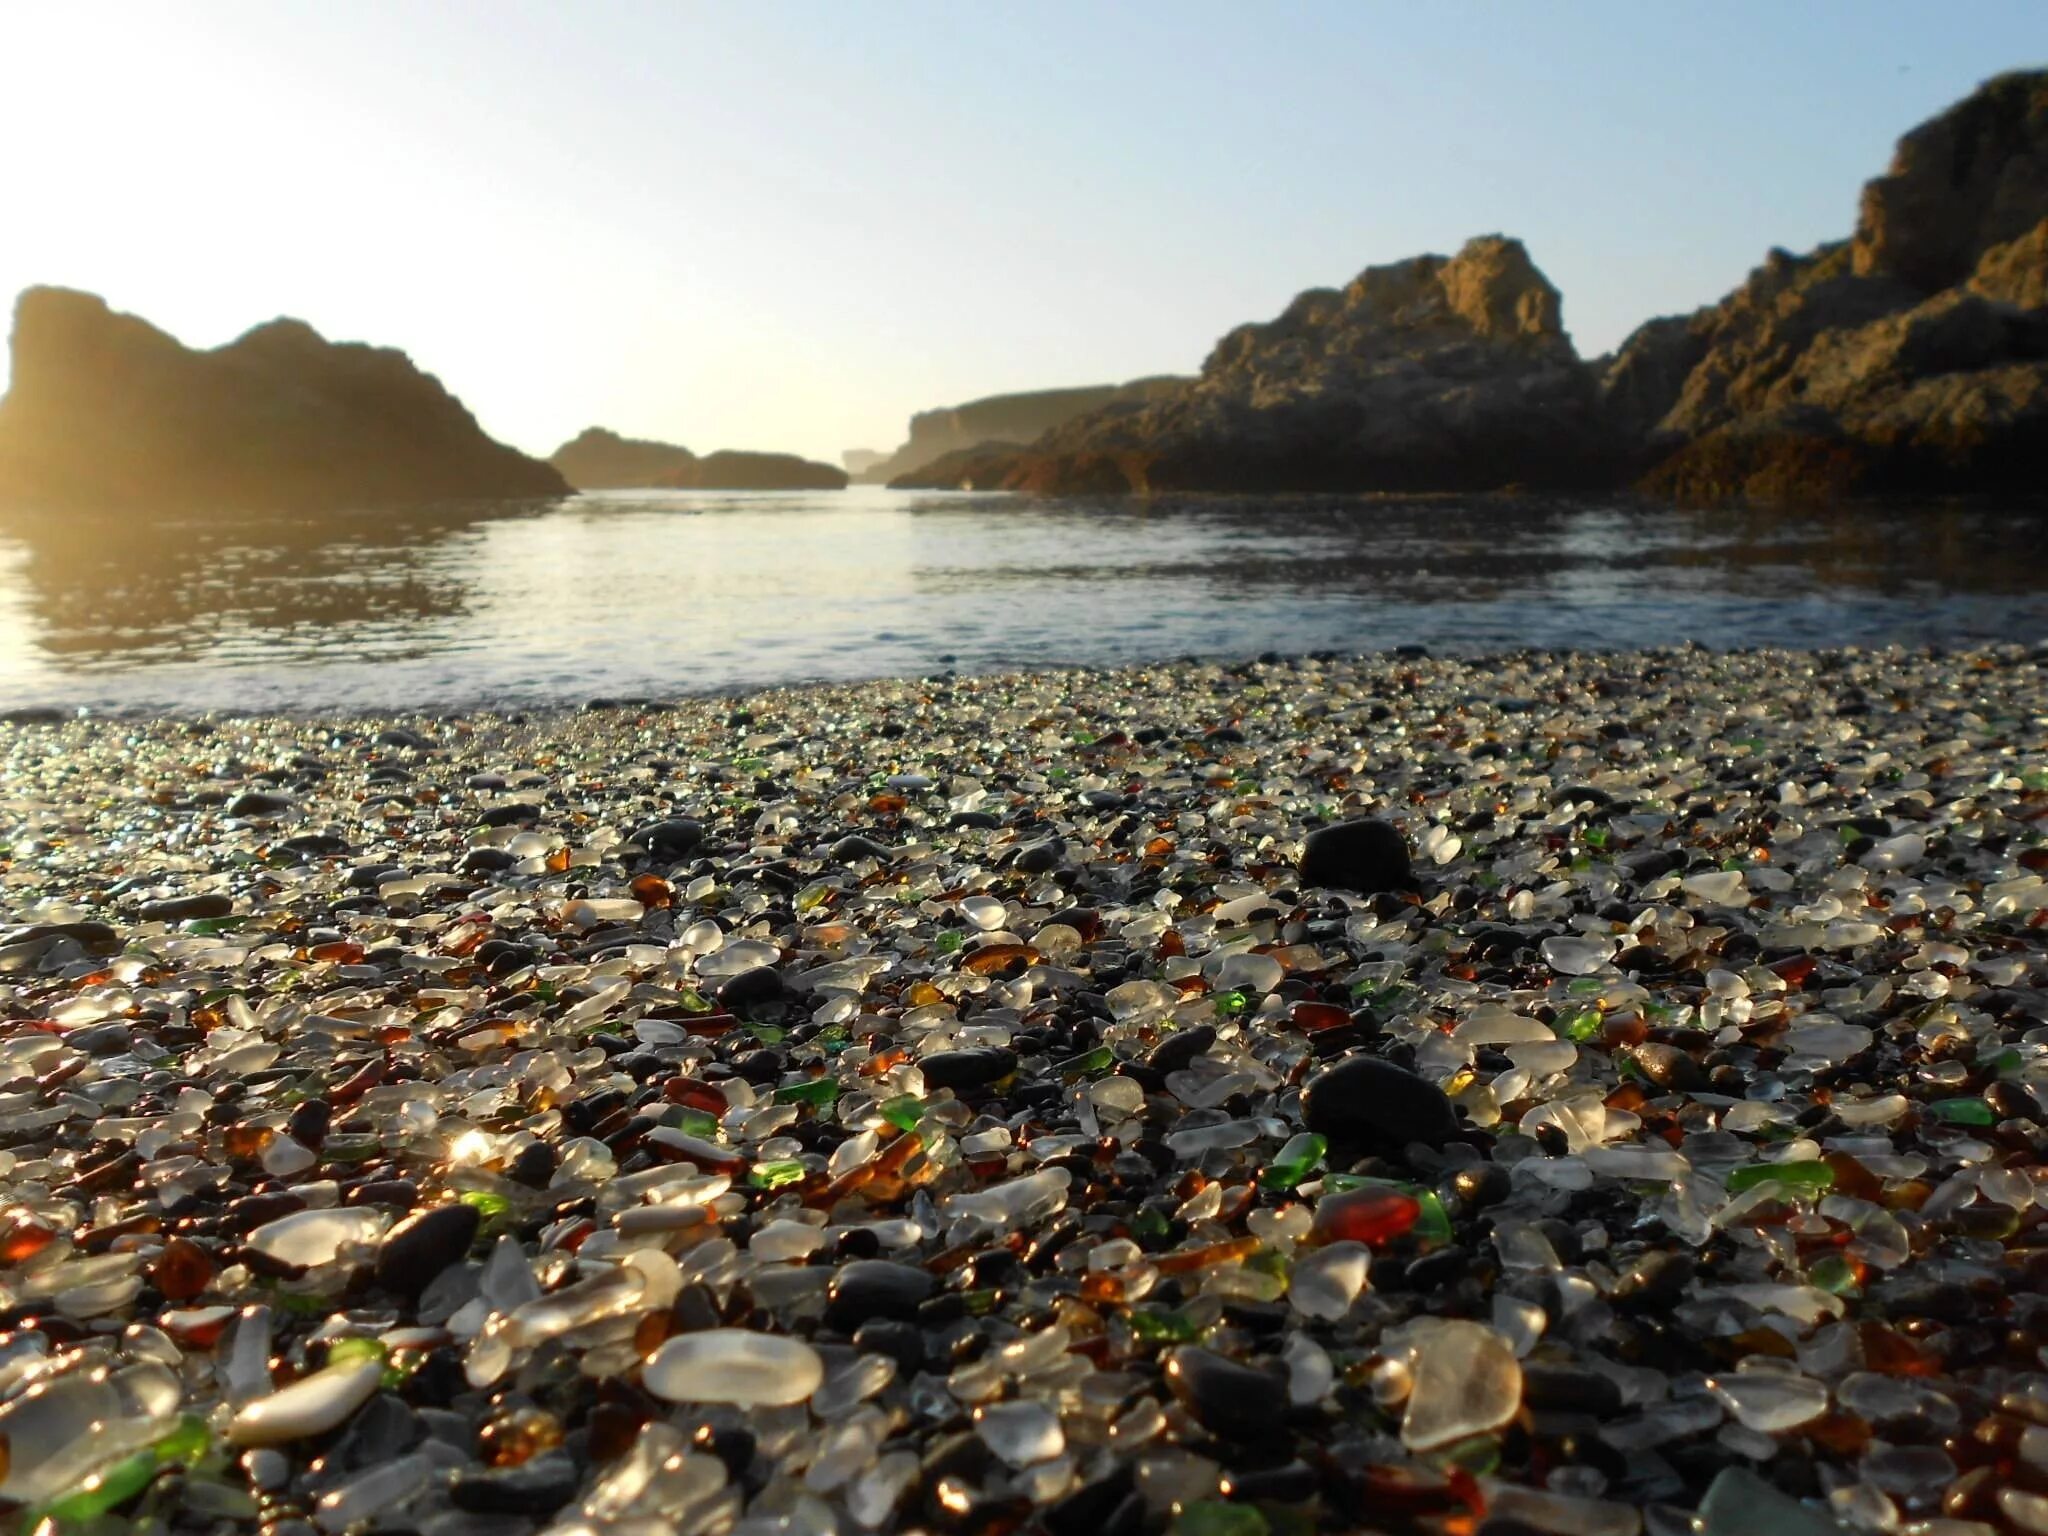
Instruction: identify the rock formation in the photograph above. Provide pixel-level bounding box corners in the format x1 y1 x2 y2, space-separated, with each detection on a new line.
548 428 700 490
842 449 887 478
665 451 848 491
894 237 1618 493
550 430 848 491
0 288 566 509
864 378 1187 484
898 71 2048 503
1618 70 2048 502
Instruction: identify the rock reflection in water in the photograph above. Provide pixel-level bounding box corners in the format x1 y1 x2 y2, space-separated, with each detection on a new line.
0 488 2040 711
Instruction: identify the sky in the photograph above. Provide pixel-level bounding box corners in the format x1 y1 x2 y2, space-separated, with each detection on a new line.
1 4 2042 466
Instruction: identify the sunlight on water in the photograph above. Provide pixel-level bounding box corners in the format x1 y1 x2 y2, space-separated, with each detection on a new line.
0 487 2041 712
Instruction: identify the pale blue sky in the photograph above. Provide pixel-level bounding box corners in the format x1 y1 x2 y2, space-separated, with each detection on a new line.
2 3 2041 463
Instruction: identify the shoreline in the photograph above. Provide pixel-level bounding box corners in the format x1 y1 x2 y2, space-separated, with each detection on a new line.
0 644 2043 1527
6 636 2048 724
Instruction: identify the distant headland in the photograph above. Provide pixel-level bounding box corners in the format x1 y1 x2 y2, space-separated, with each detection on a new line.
548 428 847 491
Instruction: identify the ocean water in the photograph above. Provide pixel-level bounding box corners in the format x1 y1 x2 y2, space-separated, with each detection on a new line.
0 487 2041 712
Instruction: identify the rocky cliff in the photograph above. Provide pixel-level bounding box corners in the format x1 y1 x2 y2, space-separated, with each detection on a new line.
899 71 2048 502
864 378 1187 484
895 237 1618 493
1616 70 2048 501
0 289 567 509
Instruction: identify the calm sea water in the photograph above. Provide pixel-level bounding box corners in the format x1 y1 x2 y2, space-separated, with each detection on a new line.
0 487 2041 712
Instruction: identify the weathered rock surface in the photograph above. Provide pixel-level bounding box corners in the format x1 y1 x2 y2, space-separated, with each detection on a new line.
0 288 567 510
869 378 1187 485
898 237 1620 495
1615 70 2048 502
886 440 1031 491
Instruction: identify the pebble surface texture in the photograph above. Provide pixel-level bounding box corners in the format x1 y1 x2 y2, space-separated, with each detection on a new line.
0 644 2045 1535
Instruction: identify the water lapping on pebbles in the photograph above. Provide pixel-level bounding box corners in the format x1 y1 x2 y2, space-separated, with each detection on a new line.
0 644 2042 1533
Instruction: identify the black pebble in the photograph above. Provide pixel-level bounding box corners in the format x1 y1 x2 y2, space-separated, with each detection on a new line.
915 1047 1018 1092
1163 1345 1287 1442
450 1455 580 1515
375 1202 480 1295
1300 1054 1458 1150
825 1259 937 1332
1298 817 1414 894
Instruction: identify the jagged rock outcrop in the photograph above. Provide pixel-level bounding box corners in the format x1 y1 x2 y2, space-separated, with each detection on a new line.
1616 70 2048 501
1852 71 2048 292
888 441 1029 491
897 237 1618 493
0 288 566 509
903 72 2048 503
549 428 700 490
865 378 1187 484
664 451 847 491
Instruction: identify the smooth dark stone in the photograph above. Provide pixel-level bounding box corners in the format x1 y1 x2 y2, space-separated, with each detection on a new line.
1521 1363 1624 1417
459 848 520 876
508 1141 557 1188
630 818 706 859
476 937 540 974
375 1202 480 1295
65 1023 134 1056
450 1455 580 1515
1144 1025 1216 1075
851 1318 926 1374
1013 841 1061 873
1163 1345 1287 1442
346 1179 421 1209
825 1259 936 1332
224 790 293 817
1297 817 1414 894
287 1098 330 1149
1448 1163 1513 1210
1611 1248 1695 1309
1300 1054 1458 1150
829 834 893 864
1628 1042 1708 1093
476 801 543 827
915 1047 1017 1092
1619 848 1684 883
3 920 120 953
717 966 786 1013
139 893 234 923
